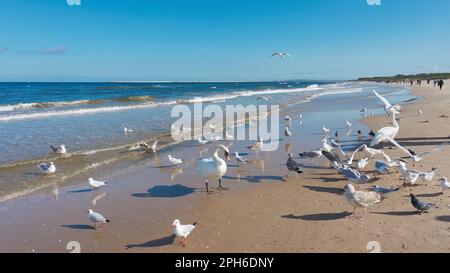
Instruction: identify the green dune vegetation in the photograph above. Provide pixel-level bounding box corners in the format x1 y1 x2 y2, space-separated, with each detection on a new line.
358 73 450 82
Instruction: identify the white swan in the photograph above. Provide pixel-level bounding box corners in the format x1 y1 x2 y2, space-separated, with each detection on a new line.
370 109 400 147
196 145 230 193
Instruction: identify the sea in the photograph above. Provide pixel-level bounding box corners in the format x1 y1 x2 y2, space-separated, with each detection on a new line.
0 81 415 202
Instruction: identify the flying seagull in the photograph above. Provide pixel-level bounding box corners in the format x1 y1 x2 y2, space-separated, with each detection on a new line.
372 90 402 114
271 52 292 59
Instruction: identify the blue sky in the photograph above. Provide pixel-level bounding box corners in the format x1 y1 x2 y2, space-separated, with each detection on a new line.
0 0 449 81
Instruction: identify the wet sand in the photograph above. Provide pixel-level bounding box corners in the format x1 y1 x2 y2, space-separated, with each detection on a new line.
1 81 450 253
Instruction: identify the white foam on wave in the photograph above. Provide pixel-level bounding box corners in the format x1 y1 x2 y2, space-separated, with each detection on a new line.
0 101 173 122
236 85 322 97
0 100 96 113
0 84 330 122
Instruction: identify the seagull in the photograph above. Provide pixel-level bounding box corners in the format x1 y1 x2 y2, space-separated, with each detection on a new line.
50 145 66 154
346 120 353 128
285 115 292 121
271 52 291 59
372 90 402 114
257 96 272 101
284 127 292 137
388 139 449 164
123 126 134 134
418 109 423 115
137 141 150 149
439 177 450 194
340 165 372 184
247 137 263 151
321 138 333 153
286 154 303 176
397 162 437 186
322 126 330 135
357 157 370 170
374 160 391 174
299 114 303 119
87 209 111 229
172 219 196 247
198 138 208 145
360 109 368 114
299 150 322 159
330 139 347 159
372 185 400 195
321 151 343 165
234 152 249 164
88 177 107 190
347 145 384 165
357 130 363 139
37 162 56 175
410 194 437 214
168 155 183 165
151 140 158 153
344 184 381 219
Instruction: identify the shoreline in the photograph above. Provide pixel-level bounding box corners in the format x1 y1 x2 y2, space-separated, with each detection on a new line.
3 82 450 252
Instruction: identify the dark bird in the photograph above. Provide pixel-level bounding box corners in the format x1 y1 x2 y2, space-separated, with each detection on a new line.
410 194 438 214
368 130 376 139
321 151 343 165
286 154 303 174
408 149 417 156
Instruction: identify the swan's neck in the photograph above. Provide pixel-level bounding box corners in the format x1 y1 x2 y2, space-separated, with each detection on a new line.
392 113 399 129
212 149 221 161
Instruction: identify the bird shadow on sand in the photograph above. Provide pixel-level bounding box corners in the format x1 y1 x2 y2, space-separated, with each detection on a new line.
223 175 285 183
125 234 177 249
282 212 351 221
371 211 417 217
151 165 179 169
310 176 346 183
435 216 450 222
67 188 93 193
132 184 197 198
300 165 333 170
415 193 442 198
61 224 95 230
303 185 343 195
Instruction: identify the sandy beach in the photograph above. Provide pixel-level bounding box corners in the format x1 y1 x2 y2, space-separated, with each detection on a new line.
1 81 450 253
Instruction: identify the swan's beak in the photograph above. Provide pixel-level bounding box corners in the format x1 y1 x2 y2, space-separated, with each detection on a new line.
224 150 230 161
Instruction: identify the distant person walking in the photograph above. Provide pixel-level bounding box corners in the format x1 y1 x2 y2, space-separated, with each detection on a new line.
438 80 444 90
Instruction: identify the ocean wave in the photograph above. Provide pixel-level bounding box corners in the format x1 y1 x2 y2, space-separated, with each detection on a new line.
0 85 326 122
0 99 105 113
235 85 322 96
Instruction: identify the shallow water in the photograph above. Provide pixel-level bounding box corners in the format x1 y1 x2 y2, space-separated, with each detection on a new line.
0 81 415 202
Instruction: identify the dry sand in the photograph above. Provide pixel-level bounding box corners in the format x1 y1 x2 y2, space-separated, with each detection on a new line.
180 80 450 253
1 81 450 253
